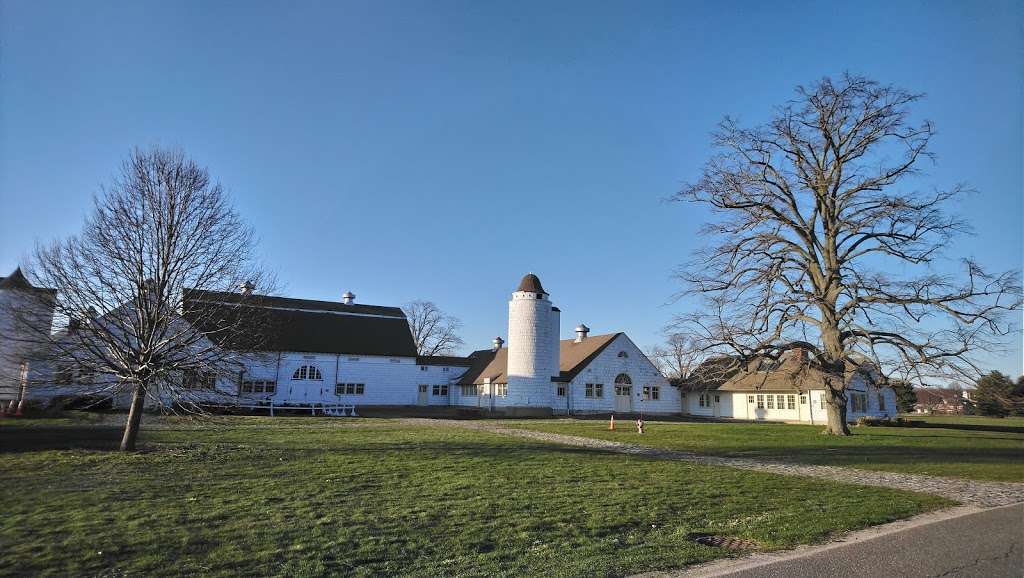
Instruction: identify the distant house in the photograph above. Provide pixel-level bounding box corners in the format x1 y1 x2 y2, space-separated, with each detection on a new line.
677 349 896 424
913 388 974 415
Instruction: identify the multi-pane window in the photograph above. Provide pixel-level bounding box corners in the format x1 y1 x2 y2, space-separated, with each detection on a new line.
442 367 450 372
241 380 277 394
800 395 807 405
786 394 796 409
420 366 428 371
766 395 774 409
586 383 605 398
851 393 868 413
184 370 216 389
698 394 707 407
494 383 508 397
335 383 365 395
617 351 629 358
614 384 632 396
714 394 720 403
557 385 566 397
747 395 755 404
777 395 785 409
292 365 322 381
432 384 449 396
877 393 886 411
460 384 477 397
643 386 660 401
756 394 764 409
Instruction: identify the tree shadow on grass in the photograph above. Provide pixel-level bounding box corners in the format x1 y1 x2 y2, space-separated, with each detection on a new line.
1 425 124 452
902 421 1024 435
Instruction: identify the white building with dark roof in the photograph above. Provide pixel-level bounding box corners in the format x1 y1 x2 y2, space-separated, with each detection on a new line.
4 269 675 416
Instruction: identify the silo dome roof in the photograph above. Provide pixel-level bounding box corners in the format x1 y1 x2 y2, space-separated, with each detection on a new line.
516 273 545 294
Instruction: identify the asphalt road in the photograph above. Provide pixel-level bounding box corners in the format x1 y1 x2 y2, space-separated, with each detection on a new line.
715 504 1023 578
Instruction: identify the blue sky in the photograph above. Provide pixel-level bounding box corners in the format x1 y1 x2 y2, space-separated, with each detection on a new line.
1 1 1021 375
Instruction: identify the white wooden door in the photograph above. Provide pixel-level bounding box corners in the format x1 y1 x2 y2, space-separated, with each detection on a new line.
615 385 632 413
417 384 428 406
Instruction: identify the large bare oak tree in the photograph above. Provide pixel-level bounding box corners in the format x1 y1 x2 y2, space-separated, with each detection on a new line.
22 147 270 450
403 300 465 357
673 74 1021 435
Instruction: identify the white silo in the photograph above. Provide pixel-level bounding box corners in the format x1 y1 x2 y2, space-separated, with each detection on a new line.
506 273 558 409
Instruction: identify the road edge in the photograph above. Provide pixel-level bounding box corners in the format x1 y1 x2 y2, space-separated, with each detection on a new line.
632 503 1023 577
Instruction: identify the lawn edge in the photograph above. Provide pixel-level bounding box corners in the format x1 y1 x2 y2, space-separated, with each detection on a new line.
630 503 1017 578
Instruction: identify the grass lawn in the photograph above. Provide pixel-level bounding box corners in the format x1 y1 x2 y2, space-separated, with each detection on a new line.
1 414 950 577
506 417 1024 482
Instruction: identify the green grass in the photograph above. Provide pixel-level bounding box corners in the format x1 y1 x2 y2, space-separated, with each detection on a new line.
506 417 1024 482
902 414 1024 428
1 414 950 577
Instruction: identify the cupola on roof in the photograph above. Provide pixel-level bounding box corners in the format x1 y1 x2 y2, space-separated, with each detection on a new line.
515 273 545 294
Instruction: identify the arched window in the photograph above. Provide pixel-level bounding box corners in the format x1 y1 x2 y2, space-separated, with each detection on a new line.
614 373 632 385
617 351 629 358
292 365 323 381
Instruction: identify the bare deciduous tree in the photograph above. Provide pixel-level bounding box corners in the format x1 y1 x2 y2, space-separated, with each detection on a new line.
403 300 464 357
672 74 1021 435
17 147 270 450
646 333 700 380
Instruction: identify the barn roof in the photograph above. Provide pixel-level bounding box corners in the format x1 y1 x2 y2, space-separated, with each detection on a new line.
457 333 622 385
0 268 55 294
183 289 417 357
684 353 880 393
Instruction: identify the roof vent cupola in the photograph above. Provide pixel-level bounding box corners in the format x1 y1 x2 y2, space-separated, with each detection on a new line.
341 291 355 305
574 323 590 343
515 273 546 299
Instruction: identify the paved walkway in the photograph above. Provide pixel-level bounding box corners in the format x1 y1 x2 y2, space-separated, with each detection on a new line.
434 420 1024 507
674 503 1023 578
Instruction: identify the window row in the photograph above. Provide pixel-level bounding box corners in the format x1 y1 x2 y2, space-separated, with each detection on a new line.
749 394 797 410
455 383 507 397
336 383 365 395
183 370 217 390
643 386 660 400
241 380 277 394
698 393 719 407
419 366 451 372
585 383 605 398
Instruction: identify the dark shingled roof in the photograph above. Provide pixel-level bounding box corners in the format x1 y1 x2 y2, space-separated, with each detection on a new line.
183 289 417 357
457 333 622 385
516 273 545 294
0 268 55 294
416 355 474 367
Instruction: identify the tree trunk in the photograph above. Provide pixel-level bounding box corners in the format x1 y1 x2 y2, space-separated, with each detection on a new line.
822 379 850 435
119 382 147 451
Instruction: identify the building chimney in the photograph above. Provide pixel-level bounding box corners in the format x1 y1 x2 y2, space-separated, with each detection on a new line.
239 280 255 296
574 323 590 343
341 291 355 305
492 336 504 351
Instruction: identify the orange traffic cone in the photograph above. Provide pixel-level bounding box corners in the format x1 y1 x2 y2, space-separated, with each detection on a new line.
5 400 13 413
609 414 616 431
14 399 24 416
